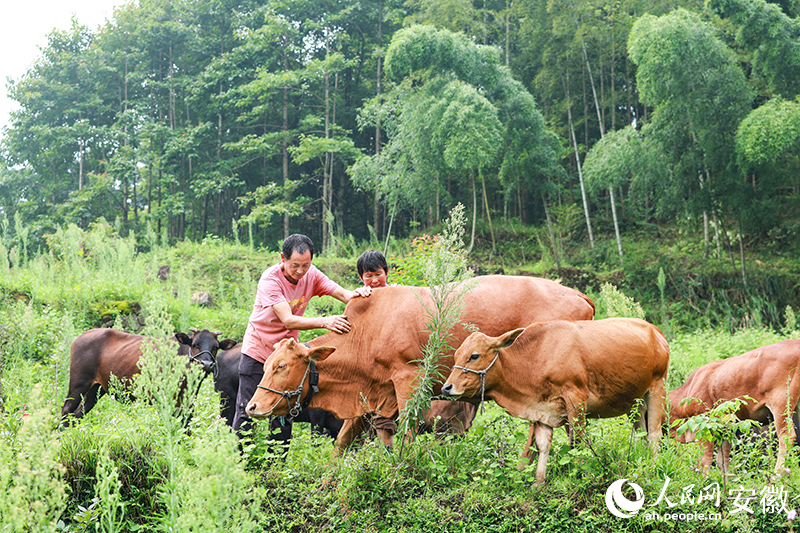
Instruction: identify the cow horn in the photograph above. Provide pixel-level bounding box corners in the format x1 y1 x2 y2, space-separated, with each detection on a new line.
189 327 199 333
212 331 222 337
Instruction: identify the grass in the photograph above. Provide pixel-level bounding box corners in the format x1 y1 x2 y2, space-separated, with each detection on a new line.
1 222 800 531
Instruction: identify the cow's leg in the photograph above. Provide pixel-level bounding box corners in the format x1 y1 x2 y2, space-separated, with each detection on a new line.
771 402 796 473
564 391 588 447
533 422 554 485
644 381 666 453
61 388 84 421
82 384 105 416
700 440 714 476
62 383 104 422
335 417 366 454
517 423 536 469
717 439 731 477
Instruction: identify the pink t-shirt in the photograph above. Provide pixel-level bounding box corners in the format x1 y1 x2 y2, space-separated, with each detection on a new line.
241 263 340 363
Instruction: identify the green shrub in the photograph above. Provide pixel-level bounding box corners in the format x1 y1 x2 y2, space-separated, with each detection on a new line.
0 385 68 532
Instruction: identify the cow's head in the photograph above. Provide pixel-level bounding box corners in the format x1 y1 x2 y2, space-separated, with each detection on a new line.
245 338 335 419
175 328 237 375
441 328 524 399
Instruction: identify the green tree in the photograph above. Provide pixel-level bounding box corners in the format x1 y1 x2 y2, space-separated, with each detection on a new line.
629 9 753 260
708 0 800 99
358 25 548 252
735 98 800 233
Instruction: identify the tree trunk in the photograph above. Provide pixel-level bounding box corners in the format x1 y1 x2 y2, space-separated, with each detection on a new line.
282 62 290 240
374 0 383 239
542 192 561 272
567 102 595 249
611 22 616 131
481 172 496 254
505 2 510 66
383 198 396 257
322 36 332 252
78 139 84 190
738 221 747 287
467 175 478 255
609 186 622 261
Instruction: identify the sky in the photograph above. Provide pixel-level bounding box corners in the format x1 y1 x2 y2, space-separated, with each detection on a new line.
0 0 122 133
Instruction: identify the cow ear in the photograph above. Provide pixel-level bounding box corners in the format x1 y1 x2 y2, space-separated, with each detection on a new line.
308 346 336 362
175 332 191 346
494 328 525 349
219 339 237 351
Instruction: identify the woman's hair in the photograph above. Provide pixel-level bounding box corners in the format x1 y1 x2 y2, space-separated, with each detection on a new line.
357 250 389 277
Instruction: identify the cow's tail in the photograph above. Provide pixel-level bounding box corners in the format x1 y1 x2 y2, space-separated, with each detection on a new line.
580 292 596 318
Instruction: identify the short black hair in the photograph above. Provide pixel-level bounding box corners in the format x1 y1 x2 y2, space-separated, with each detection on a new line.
357 250 389 277
282 234 315 261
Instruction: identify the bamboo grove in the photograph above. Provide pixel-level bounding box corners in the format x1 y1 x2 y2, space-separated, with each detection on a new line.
1 0 799 255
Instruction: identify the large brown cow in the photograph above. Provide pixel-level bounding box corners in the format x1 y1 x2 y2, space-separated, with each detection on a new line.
61 328 236 421
440 318 669 484
245 275 595 451
669 339 800 475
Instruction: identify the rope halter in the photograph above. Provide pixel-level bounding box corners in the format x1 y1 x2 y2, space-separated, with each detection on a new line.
452 351 500 415
256 343 319 419
189 349 218 379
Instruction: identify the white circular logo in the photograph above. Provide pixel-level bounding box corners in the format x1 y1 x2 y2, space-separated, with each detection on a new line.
605 478 645 518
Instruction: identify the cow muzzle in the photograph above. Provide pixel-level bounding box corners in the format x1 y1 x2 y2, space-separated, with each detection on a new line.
245 399 278 420
190 350 218 377
440 383 462 399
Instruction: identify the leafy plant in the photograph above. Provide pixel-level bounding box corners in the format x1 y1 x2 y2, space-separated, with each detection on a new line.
398 203 474 447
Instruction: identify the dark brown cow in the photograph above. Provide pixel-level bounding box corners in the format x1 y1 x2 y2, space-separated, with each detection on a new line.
669 339 800 475
245 275 595 452
441 318 669 484
61 328 236 420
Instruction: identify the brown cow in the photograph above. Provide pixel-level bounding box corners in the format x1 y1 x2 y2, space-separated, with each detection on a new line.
245 275 595 451
669 339 800 476
214 343 343 438
61 327 236 421
440 318 669 484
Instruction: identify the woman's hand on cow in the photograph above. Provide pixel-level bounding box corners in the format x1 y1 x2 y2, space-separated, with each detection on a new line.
324 315 351 334
353 286 372 298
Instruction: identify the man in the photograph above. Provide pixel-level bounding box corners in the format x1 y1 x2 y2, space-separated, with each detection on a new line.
232 234 371 443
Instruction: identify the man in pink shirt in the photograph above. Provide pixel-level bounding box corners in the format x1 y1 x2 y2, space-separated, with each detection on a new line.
233 234 371 442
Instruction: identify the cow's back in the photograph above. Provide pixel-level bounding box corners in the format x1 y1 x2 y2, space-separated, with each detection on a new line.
458 276 594 337
670 339 800 419
69 328 151 389
339 275 594 367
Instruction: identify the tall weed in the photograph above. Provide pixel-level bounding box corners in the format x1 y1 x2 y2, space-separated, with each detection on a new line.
398 204 474 443
0 385 67 532
174 418 261 532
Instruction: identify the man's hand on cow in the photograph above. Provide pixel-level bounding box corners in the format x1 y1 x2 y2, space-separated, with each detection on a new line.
324 315 352 334
353 286 372 298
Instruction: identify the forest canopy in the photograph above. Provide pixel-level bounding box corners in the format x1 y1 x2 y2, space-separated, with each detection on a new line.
1 0 799 256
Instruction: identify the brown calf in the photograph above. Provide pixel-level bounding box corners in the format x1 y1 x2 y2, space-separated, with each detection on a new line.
441 318 670 484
